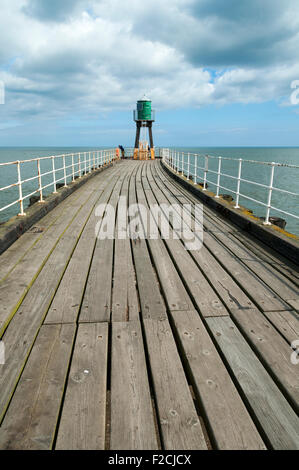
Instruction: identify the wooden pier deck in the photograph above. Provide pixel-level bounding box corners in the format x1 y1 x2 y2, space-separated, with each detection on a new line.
0 160 298 450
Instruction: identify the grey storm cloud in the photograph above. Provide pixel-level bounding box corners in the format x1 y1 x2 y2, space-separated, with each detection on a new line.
187 0 299 67
131 0 299 68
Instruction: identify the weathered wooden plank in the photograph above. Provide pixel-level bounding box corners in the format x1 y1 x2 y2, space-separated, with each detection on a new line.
209 230 298 302
206 316 299 450
145 165 229 318
143 318 208 449
80 238 114 323
129 237 167 320
287 299 299 312
136 167 191 312
112 167 139 322
110 321 158 450
0 197 76 283
79 171 131 323
128 164 167 321
148 239 192 311
171 310 265 449
264 310 299 344
0 192 104 420
55 323 108 450
0 171 115 336
232 231 299 286
230 307 299 411
112 239 140 321
0 324 76 450
203 235 291 312
45 170 124 324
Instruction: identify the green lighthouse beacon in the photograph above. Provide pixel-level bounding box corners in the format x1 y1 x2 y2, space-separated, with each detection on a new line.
133 94 155 160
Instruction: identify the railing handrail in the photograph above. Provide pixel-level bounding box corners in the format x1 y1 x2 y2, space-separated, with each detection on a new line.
161 148 299 228
163 150 299 168
0 149 117 219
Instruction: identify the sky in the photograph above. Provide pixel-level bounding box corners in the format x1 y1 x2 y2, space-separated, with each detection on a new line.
0 0 299 147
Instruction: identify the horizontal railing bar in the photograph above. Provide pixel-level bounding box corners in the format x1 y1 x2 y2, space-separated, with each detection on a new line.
186 164 299 197
20 188 40 202
0 150 110 166
167 151 299 168
269 206 299 220
0 199 19 212
0 182 20 192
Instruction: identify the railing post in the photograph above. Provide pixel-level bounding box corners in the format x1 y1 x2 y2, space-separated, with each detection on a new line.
72 154 75 182
187 153 190 180
194 154 197 184
264 162 276 225
78 153 82 178
215 156 222 198
17 161 26 216
93 151 95 170
63 155 67 187
234 159 242 208
52 156 57 193
37 159 44 202
84 152 87 175
203 155 208 190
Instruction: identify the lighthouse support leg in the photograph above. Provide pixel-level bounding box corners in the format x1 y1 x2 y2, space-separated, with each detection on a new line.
147 122 155 160
134 122 141 159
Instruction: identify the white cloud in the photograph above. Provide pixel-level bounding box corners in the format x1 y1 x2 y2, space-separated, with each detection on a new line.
0 0 298 126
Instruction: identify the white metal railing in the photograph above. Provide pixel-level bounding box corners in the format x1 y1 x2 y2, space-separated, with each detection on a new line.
161 148 299 227
0 149 117 218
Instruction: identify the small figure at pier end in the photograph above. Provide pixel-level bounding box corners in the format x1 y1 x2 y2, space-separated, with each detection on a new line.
118 145 125 159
